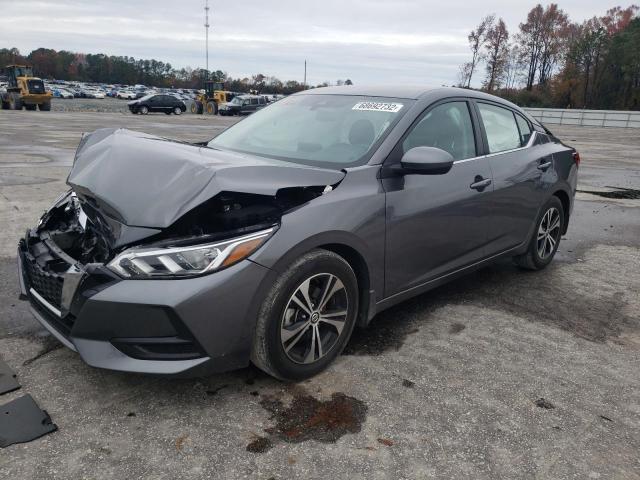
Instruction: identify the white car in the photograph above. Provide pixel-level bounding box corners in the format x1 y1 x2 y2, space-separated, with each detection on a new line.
117 90 136 100
55 88 74 99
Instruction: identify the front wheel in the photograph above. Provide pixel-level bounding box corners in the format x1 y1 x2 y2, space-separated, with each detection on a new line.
139 106 149 115
514 196 564 270
251 249 359 381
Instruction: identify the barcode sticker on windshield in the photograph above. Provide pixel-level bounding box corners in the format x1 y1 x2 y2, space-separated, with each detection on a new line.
352 102 403 113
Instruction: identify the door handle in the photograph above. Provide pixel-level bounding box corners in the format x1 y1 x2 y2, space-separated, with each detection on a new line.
470 177 492 191
537 161 552 171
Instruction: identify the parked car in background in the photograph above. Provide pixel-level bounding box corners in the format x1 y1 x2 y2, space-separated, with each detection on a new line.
117 90 136 100
17 86 578 381
52 88 74 99
128 93 186 114
218 94 267 116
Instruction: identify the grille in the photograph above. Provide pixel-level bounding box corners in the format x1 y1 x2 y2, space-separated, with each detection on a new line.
23 255 64 310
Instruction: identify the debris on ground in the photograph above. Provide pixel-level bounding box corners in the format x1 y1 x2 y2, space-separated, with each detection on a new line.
0 394 57 448
0 359 20 395
402 379 415 388
246 436 273 453
535 398 556 410
377 438 394 446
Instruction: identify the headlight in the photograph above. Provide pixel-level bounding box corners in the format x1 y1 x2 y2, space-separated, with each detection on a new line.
107 228 274 279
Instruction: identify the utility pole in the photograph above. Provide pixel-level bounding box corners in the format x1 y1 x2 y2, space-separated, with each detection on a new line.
303 60 307 89
204 0 210 80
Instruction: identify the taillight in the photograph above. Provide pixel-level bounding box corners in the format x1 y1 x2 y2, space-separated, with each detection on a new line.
572 151 581 167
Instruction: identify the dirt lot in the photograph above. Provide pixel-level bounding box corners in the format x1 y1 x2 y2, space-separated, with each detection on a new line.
0 108 639 480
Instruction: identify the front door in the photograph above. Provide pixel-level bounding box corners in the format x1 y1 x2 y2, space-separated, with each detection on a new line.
383 100 493 297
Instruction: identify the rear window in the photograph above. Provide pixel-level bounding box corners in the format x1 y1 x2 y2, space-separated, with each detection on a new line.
478 103 521 153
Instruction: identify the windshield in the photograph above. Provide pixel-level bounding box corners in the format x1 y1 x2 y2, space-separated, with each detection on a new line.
208 94 412 168
230 97 243 105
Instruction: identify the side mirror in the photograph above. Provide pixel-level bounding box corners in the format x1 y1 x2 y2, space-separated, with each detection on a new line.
398 146 454 175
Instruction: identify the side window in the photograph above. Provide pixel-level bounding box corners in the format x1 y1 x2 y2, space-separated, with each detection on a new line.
251 98 259 105
515 113 532 146
402 101 476 161
535 133 549 145
477 103 521 153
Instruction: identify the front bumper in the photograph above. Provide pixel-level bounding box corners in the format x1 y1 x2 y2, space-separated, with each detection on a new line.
18 233 273 376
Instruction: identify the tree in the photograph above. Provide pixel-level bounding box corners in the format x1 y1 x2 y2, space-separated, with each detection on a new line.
462 15 495 87
344 79 353 85
483 19 510 91
536 4 570 86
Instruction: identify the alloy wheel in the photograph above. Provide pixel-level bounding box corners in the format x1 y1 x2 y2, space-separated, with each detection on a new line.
537 207 561 259
280 273 349 364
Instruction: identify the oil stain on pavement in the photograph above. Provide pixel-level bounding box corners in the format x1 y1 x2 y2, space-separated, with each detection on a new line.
247 390 368 452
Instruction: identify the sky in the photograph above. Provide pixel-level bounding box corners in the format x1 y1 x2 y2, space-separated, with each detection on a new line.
1 0 614 87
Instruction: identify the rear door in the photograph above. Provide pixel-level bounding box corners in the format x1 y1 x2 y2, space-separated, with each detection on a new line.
474 101 552 254
383 99 493 296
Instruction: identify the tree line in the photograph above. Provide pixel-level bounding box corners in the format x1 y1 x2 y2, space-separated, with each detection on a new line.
458 4 640 110
0 48 352 95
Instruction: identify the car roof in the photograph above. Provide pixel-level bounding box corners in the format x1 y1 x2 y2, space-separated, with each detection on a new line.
295 85 524 111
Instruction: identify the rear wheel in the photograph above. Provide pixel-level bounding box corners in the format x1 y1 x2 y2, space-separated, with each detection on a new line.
173 106 182 115
513 196 564 270
252 249 359 381
191 101 203 114
39 102 51 111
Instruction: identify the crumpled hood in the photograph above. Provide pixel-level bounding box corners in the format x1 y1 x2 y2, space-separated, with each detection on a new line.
67 128 345 228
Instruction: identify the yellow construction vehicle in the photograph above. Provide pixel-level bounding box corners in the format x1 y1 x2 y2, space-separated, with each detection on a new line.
0 65 52 111
191 80 237 115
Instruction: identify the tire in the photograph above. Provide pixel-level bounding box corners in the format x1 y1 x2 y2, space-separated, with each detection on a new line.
173 107 182 115
206 101 218 115
139 106 149 115
191 101 203 114
39 102 51 111
513 196 564 270
251 249 359 381
9 94 23 110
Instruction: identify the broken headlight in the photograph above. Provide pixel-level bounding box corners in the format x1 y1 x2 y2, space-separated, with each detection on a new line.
107 228 274 279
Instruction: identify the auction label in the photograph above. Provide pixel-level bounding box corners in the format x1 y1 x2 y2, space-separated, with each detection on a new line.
352 102 403 113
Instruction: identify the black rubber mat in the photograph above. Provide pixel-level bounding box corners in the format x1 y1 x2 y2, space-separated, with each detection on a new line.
0 359 20 396
578 187 640 199
0 395 57 448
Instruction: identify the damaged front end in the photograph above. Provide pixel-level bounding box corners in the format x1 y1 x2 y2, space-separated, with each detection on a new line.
18 128 344 374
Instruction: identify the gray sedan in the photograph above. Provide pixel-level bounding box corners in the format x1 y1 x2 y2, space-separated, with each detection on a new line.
17 86 578 380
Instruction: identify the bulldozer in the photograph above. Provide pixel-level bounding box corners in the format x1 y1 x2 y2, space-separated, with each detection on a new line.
0 65 52 111
191 80 237 115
